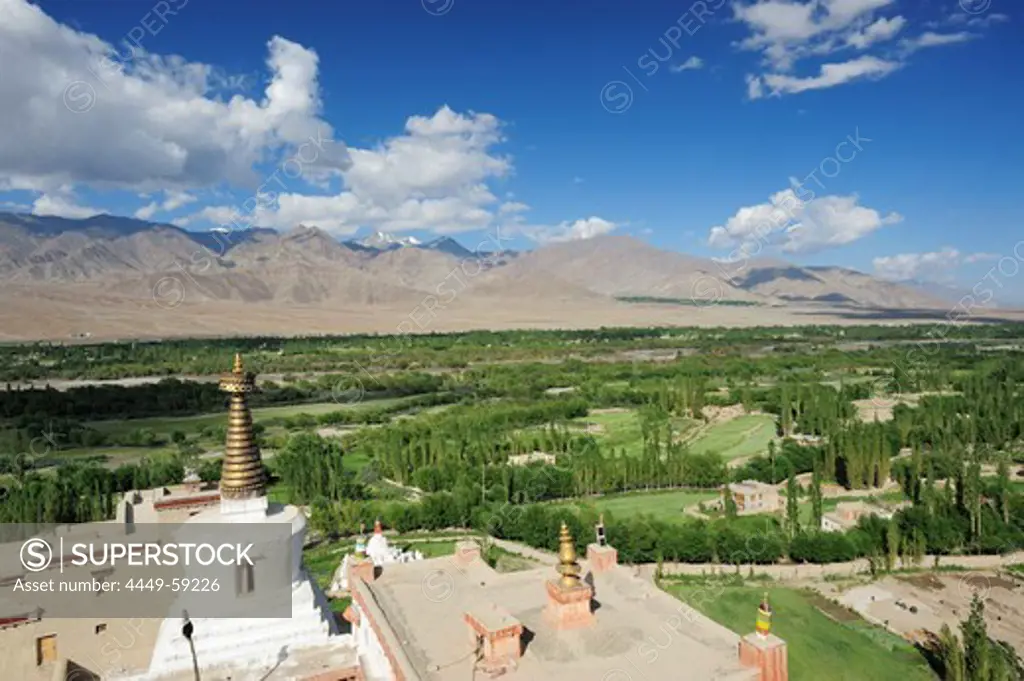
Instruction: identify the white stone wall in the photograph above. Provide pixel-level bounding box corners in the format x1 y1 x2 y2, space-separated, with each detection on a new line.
354 602 393 681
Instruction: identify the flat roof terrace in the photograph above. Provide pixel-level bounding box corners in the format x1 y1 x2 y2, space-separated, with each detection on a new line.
361 555 757 681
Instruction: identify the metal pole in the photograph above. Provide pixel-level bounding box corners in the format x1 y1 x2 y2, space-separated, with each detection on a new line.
187 638 200 681
182 611 201 681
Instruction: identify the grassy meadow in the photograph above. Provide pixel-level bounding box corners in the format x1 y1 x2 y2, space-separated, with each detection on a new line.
689 414 778 461
571 409 699 456
664 582 936 681
572 409 778 463
42 396 415 469
559 488 720 523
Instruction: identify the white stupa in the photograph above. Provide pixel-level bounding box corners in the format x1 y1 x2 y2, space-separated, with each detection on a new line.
118 355 357 680
330 519 423 593
366 518 394 565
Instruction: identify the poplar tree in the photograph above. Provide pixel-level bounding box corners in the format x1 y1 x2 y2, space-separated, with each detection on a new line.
785 469 800 538
996 455 1011 525
810 462 824 530
939 623 965 681
962 594 990 681
724 485 738 520
885 521 900 571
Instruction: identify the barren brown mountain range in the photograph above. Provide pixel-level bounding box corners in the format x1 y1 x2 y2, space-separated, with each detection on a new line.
0 212 1009 342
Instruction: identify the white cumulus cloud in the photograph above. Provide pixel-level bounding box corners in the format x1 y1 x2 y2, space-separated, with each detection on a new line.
734 0 1000 98
874 248 1005 282
31 190 101 219
517 217 619 244
873 248 961 281
900 31 975 54
134 190 197 220
0 0 619 240
499 201 530 214
750 55 900 98
734 0 897 70
210 105 512 235
671 56 705 72
709 187 901 254
0 0 349 196
846 16 906 49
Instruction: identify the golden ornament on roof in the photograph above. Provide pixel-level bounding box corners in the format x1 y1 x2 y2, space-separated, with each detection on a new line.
556 522 581 588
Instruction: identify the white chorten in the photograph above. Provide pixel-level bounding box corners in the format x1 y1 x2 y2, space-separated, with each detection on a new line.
329 519 423 594
118 355 356 680
366 518 392 565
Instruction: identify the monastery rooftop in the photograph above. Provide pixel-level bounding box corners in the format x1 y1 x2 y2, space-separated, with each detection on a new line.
356 554 758 681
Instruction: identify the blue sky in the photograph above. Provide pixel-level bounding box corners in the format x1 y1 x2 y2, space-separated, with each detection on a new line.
1 0 1020 289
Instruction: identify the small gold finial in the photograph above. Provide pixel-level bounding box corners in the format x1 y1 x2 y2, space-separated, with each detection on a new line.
556 522 581 588
233 353 244 374
756 591 773 638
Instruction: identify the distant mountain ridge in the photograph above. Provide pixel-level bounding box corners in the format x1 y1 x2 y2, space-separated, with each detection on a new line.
0 212 948 310
344 230 421 251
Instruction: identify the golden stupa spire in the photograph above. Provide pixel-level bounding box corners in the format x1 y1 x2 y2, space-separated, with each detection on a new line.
218 353 266 500
556 522 582 589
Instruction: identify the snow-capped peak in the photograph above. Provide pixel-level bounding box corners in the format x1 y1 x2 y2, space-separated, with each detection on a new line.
362 231 420 248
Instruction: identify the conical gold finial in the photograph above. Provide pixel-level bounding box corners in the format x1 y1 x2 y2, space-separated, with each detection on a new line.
218 354 266 500
556 522 581 588
756 591 773 638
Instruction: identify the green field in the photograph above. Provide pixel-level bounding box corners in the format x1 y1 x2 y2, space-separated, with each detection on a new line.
40 397 414 468
560 488 719 523
572 410 698 457
85 396 413 437
664 584 935 681
405 540 459 558
689 414 778 461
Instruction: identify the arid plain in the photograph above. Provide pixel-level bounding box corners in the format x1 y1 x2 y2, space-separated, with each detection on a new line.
3 282 1023 343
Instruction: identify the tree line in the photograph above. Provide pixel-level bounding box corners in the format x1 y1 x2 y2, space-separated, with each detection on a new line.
0 371 445 421
5 323 1022 381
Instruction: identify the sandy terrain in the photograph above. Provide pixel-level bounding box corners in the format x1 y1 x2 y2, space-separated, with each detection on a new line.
832 572 1024 656
854 397 903 422
853 392 961 422
3 284 1023 343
